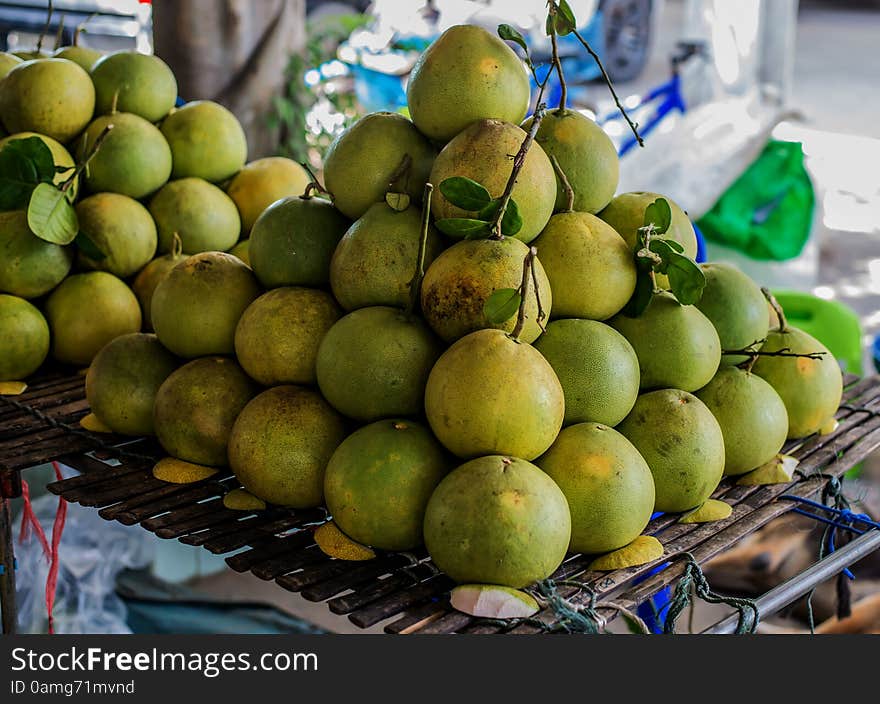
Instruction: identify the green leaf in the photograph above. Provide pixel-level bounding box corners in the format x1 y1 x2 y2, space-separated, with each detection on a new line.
4 136 55 182
643 198 672 234
434 218 491 239
483 288 522 325
0 148 42 210
477 198 523 237
439 176 492 211
385 192 410 211
498 24 529 56
27 183 79 245
664 253 706 305
622 264 655 318
555 0 577 36
657 237 684 253
545 12 556 36
75 231 107 261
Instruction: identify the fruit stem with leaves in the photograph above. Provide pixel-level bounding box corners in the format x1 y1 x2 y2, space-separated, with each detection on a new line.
64 124 113 193
550 154 574 212
511 246 544 340
762 287 788 333
406 182 433 318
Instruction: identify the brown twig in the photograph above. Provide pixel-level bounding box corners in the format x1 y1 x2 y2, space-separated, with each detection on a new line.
762 287 788 332
36 0 53 54
53 13 65 51
530 247 547 331
63 124 113 192
74 13 99 47
511 246 539 340
550 154 574 212
548 2 567 113
299 162 332 200
406 182 433 317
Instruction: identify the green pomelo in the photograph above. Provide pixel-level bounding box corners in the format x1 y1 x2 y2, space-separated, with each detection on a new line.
151 252 261 358
537 423 655 554
229 239 249 266
523 108 619 214
598 191 697 257
0 210 73 298
160 100 247 183
420 237 551 343
0 294 49 380
609 291 721 392
0 52 23 79
131 251 187 330
45 272 142 366
51 46 102 72
91 51 177 122
0 58 94 142
324 419 450 551
248 196 350 288
79 112 172 199
425 328 564 460
0 131 77 195
423 455 571 588
85 332 178 435
617 389 725 513
430 119 555 244
406 25 530 143
226 157 311 233
533 319 639 427
234 287 342 386
330 202 443 311
531 211 635 320
315 306 441 421
76 193 157 277
154 357 258 467
149 177 241 254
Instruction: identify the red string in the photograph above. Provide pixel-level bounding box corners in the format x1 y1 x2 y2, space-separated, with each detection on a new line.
46 462 67 635
18 479 50 559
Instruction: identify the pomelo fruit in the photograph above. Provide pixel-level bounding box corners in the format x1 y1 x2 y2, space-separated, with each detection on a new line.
323 112 436 220
248 196 350 288
151 251 260 358
132 249 187 330
76 193 157 277
523 108 619 214
0 294 49 380
598 191 697 258
617 389 725 513
406 24 530 143
316 306 441 421
51 46 102 72
430 119 555 244
0 52 22 79
160 100 247 183
149 177 240 254
0 210 73 298
229 239 249 266
425 328 564 460
153 357 258 467
531 211 636 320
423 455 571 588
537 422 655 554
0 58 94 142
609 291 721 391
228 385 346 507
533 319 640 427
85 332 178 435
90 51 177 122
420 237 551 343
695 366 789 476
330 202 443 311
45 272 142 366
226 157 311 233
324 419 450 550
234 287 342 386
0 131 77 195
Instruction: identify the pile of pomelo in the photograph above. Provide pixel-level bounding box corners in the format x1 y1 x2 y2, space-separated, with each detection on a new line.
1 24 844 616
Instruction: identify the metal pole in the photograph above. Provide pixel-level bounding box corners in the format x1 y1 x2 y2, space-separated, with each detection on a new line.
702 529 880 634
0 497 17 634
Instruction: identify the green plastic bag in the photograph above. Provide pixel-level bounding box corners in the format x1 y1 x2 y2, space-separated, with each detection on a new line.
697 140 814 261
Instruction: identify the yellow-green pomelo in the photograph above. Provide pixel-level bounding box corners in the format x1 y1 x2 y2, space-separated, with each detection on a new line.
0 132 76 194
533 319 639 427
695 262 770 366
695 366 788 476
154 357 258 467
537 423 655 554
52 46 102 72
609 291 721 391
0 58 94 142
149 178 240 254
161 100 247 183
226 157 311 233
330 202 443 311
430 119 555 243
235 287 342 386
76 193 157 277
425 328 564 460
531 211 635 320
420 237 551 343
323 112 436 220
131 251 187 330
617 389 725 513
752 326 842 439
151 252 260 358
228 385 346 507
406 25 530 143
0 210 73 298
324 419 450 550
316 306 441 421
423 455 571 588
598 191 697 257
85 332 178 435
249 196 350 289
91 51 177 122
0 52 23 78
0 294 49 380
45 272 142 366
79 112 172 199
523 109 619 213
229 239 249 266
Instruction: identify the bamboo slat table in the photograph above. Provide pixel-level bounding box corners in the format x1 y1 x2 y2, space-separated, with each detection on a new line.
2 370 880 634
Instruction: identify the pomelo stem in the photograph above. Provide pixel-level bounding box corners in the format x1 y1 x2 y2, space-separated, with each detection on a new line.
548 2 567 113
171 232 183 258
299 162 332 200
36 0 53 54
406 182 433 318
53 14 65 52
62 123 113 193
387 153 412 193
550 155 574 212
762 287 788 333
511 246 541 340
74 12 98 48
